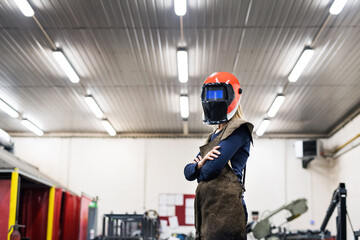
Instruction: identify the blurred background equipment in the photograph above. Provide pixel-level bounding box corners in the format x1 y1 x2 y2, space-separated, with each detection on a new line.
8 223 25 240
294 140 324 168
320 183 351 240
248 183 360 240
88 198 99 240
99 211 160 240
249 198 308 239
0 148 94 240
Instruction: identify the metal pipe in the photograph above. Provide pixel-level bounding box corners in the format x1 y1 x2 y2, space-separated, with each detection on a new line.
320 190 338 232
32 16 57 50
333 134 360 154
180 16 184 44
8 131 209 139
333 142 360 159
183 121 189 135
310 14 331 49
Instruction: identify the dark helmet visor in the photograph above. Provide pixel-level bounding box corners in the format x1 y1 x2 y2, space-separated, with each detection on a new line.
207 89 223 100
201 83 235 124
201 83 232 102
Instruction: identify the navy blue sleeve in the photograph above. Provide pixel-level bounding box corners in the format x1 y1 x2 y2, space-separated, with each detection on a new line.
199 126 250 181
184 152 201 181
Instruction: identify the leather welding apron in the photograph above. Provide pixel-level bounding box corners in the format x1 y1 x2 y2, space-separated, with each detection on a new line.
195 119 253 240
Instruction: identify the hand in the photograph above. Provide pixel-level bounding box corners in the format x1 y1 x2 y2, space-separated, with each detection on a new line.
194 146 221 170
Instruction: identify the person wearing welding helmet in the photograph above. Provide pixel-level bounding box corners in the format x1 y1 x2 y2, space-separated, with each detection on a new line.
184 72 253 240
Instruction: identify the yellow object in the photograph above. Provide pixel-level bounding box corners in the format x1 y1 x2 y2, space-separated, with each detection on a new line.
334 134 360 153
8 168 19 240
46 187 56 240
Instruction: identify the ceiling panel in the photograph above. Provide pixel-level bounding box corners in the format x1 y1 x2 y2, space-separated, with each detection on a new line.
0 0 359 137
268 84 360 134
0 85 102 132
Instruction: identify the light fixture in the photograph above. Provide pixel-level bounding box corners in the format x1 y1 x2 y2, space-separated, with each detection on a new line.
21 119 44 136
179 95 189 119
101 120 116 136
174 0 187 16
256 119 270 136
267 94 285 118
52 50 80 83
14 0 34 17
329 0 347 15
177 48 188 83
85 95 104 118
288 48 315 83
0 129 12 145
0 99 19 118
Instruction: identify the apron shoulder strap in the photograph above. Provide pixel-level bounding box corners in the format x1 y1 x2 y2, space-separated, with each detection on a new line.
242 165 247 192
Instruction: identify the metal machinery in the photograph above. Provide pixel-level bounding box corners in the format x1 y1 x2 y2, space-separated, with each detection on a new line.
248 198 309 239
249 183 359 240
0 149 93 240
320 182 360 240
355 231 360 240
320 182 355 240
100 211 160 240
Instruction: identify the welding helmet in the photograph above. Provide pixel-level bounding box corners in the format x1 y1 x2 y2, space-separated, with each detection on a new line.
201 72 242 125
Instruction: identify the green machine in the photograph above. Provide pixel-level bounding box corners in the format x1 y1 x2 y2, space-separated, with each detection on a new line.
250 198 308 239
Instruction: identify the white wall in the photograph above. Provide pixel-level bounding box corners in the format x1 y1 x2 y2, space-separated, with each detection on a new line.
13 137 203 236
12 114 360 238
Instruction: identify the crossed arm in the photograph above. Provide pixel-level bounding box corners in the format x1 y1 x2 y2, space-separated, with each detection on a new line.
184 126 249 181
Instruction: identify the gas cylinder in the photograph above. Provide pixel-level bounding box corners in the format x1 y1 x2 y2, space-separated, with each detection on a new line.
8 224 25 240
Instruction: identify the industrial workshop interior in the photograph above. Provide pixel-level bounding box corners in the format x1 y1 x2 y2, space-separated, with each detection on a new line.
0 0 359 240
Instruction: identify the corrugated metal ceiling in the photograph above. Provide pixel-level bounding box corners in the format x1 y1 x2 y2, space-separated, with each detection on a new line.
0 0 359 137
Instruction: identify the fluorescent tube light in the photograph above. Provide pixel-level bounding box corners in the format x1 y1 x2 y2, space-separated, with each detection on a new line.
101 120 116 136
267 94 285 118
52 50 80 83
14 0 34 17
85 95 104 118
174 0 187 16
0 99 19 118
256 119 270 136
329 0 347 15
21 119 43 136
288 48 315 82
180 95 189 119
177 49 188 83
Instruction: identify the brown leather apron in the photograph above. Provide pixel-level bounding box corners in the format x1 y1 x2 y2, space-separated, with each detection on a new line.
195 119 253 240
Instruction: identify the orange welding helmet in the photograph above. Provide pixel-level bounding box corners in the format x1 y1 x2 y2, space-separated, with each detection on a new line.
201 72 242 125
